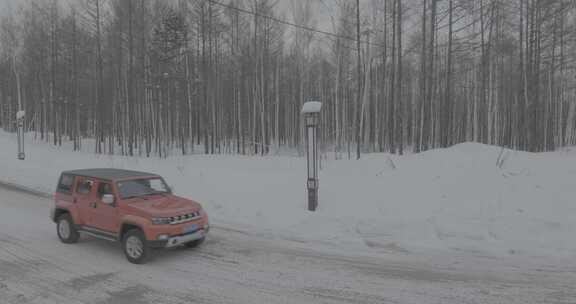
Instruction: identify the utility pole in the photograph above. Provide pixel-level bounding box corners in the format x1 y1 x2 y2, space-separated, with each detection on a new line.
14 55 25 160
302 101 322 211
356 0 362 160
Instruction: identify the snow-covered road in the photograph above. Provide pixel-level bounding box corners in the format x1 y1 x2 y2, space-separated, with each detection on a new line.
0 186 575 303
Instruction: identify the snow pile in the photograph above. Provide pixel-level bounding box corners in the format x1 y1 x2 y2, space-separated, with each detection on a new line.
1 131 575 258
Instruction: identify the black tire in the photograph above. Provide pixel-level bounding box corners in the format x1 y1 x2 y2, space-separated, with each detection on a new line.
122 229 150 264
57 214 80 244
185 237 205 248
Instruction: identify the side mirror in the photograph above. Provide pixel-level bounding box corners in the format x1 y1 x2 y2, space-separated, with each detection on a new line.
102 194 115 205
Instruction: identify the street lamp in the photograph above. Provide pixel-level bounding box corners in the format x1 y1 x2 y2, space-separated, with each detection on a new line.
301 101 322 211
16 110 25 160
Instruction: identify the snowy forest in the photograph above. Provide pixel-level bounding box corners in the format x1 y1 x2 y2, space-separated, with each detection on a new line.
0 0 575 157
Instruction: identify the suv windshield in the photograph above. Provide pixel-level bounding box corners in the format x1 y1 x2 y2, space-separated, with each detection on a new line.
116 177 170 199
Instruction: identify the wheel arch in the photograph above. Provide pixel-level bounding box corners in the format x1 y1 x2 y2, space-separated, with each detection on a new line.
120 215 151 240
53 208 71 223
120 221 144 240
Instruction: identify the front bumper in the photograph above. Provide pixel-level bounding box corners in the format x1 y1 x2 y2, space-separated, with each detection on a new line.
165 229 205 248
149 226 208 249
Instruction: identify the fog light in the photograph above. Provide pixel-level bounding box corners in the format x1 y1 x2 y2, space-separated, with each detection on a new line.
158 234 169 241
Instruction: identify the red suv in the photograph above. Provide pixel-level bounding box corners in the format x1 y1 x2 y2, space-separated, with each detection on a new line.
50 169 209 264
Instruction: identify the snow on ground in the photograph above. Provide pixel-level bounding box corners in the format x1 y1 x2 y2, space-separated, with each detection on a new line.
4 187 575 304
1 130 576 259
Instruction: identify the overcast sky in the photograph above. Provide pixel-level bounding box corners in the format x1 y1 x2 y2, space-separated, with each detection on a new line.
0 0 337 29
0 0 410 51
0 0 14 15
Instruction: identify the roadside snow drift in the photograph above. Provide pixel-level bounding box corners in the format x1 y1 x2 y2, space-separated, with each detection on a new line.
1 131 575 258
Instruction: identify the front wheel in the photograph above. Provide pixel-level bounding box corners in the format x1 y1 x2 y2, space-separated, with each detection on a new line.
123 229 150 264
185 237 205 248
57 214 79 244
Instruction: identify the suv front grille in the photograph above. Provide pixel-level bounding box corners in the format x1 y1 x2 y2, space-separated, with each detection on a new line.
169 211 202 225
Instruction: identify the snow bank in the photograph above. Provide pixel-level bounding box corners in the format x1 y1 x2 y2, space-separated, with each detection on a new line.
1 131 575 258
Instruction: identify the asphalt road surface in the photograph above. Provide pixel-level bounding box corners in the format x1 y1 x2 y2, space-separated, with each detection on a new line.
0 185 575 304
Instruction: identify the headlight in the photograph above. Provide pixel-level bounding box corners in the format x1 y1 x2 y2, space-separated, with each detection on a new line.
151 217 171 225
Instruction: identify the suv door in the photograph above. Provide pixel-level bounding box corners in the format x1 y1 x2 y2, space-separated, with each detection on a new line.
90 181 119 234
74 177 96 226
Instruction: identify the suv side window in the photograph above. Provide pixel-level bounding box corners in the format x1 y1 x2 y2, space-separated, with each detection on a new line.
77 178 94 195
57 174 74 194
97 182 113 199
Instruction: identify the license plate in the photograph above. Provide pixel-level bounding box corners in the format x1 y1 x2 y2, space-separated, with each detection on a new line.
183 224 198 234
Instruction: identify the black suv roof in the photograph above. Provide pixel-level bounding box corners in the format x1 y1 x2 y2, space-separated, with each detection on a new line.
61 168 158 181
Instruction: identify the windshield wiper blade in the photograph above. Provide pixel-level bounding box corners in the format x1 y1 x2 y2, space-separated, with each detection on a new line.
122 191 167 200
122 196 137 200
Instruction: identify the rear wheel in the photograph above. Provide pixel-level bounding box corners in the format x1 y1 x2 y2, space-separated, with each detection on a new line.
185 237 205 248
123 229 149 264
57 214 79 244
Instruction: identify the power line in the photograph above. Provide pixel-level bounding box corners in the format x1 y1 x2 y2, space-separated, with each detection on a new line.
204 0 386 48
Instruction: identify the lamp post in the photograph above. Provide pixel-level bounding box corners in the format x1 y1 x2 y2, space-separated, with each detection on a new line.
16 110 25 160
301 101 322 211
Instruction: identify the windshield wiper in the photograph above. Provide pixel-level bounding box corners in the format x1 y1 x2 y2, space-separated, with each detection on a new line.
122 191 167 200
122 195 141 200
141 191 168 197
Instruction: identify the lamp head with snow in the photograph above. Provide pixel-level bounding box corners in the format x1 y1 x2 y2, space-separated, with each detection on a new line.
304 115 318 127
16 110 25 120
301 101 322 115
302 101 321 127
